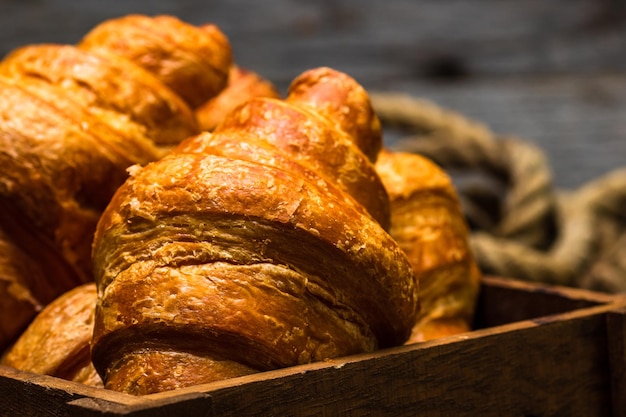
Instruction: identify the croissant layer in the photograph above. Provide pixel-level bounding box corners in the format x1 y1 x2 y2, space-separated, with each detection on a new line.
375 150 480 343
1 283 102 387
79 15 232 108
93 152 415 345
0 14 232 350
91 67 418 395
0 43 199 148
214 97 391 229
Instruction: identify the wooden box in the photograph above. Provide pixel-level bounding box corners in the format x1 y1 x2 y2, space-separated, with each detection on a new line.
2 276 625 417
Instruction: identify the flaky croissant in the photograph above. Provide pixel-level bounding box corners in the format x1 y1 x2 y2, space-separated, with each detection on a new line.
1 283 101 388
0 14 232 351
91 67 418 395
375 149 481 343
0 227 53 350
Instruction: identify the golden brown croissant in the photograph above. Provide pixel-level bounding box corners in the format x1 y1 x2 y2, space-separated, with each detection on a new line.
78 16 232 109
91 67 418 395
0 14 232 351
375 149 481 343
0 226 52 350
196 65 282 131
1 283 102 387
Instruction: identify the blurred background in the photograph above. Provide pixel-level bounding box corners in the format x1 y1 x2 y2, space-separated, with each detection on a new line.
1 0 624 189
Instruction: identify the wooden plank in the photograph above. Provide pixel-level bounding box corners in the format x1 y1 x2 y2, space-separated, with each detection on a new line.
606 308 626 417
0 1 623 189
1 0 624 81
379 74 626 190
1 278 622 416
477 275 620 327
131 304 616 417
66 393 212 417
0 365 139 417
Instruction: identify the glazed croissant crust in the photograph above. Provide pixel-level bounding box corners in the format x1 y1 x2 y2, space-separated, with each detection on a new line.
1 283 101 388
0 14 232 350
91 67 418 395
375 149 481 343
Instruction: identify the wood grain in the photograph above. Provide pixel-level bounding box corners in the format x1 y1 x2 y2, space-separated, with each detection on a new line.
0 0 623 188
1 277 624 416
607 309 626 417
199 311 612 417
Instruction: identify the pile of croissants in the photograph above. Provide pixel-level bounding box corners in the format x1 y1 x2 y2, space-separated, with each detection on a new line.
0 14 481 395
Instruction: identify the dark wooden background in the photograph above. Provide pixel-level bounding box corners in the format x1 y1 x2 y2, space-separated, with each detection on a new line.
1 0 624 189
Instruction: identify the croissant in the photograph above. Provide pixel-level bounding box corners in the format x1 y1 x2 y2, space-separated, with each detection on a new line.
91 67 418 395
196 65 282 131
1 283 102 388
375 149 481 343
77 16 232 109
0 227 53 350
0 14 232 350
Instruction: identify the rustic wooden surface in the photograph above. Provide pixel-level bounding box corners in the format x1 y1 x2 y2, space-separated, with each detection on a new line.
1 0 624 189
607 309 626 416
1 277 624 417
